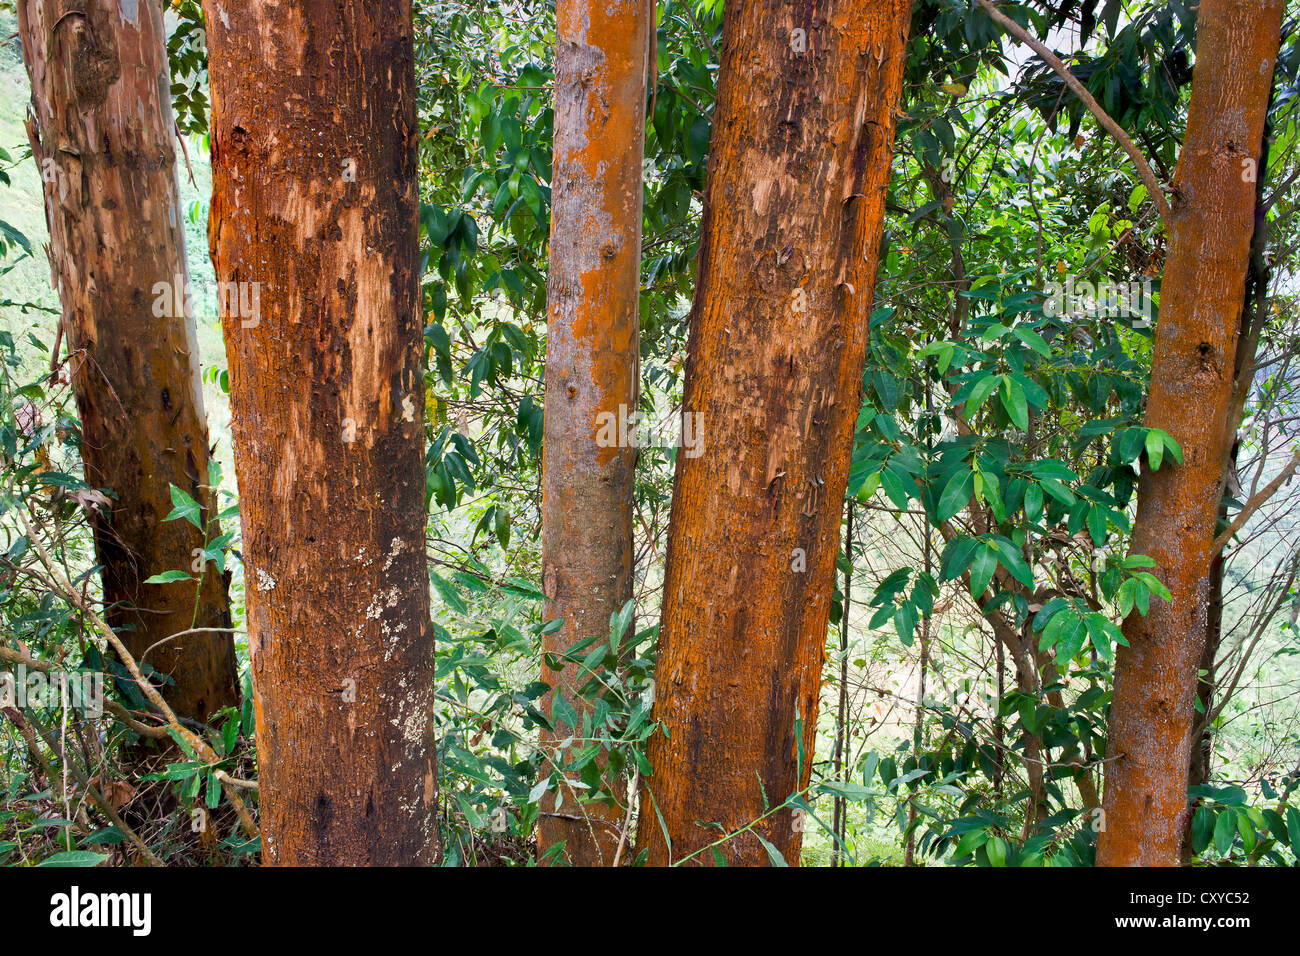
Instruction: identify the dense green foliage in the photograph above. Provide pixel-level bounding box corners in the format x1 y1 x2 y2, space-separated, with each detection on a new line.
1 0 1298 866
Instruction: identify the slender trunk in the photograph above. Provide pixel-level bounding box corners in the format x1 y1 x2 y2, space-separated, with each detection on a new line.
639 0 913 866
18 0 236 722
201 0 437 865
537 0 650 867
905 614 929 865
1186 522 1224 772
905 485 932 866
994 625 1005 795
988 614 1050 839
1098 0 1283 867
831 500 853 867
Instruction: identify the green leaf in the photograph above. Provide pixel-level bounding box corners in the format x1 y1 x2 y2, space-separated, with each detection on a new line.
430 571 468 615
1012 327 1050 358
1086 506 1107 546
1033 596 1070 631
1024 482 1044 523
1112 428 1145 464
969 545 997 599
818 780 874 801
1144 429 1164 471
952 828 987 858
940 536 979 581
991 537 1033 587
754 832 789 866
609 598 635 653
1135 571 1172 604
1057 615 1087 662
1191 806 1215 855
963 374 1000 420
879 466 912 509
894 601 918 647
1151 428 1182 464
164 484 203 530
1128 183 1148 213
1236 810 1256 853
143 569 194 585
494 506 511 549
1117 578 1136 618
686 115 711 164
936 467 973 522
79 827 126 846
978 469 1006 523
552 693 577 732
1040 608 1069 651
986 835 1008 866
1213 809 1236 856
1000 376 1029 431
37 850 108 867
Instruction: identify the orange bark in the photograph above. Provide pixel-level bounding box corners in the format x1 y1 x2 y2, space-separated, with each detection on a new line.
1098 0 1283 867
538 0 650 865
202 0 438 864
640 0 913 866
18 0 236 722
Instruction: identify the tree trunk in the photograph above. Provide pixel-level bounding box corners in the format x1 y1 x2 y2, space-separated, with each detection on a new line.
830 500 852 867
18 0 237 723
537 0 650 867
1098 0 1283 867
639 0 913 866
1183 160 1270 862
201 0 438 865
1181 524 1224 854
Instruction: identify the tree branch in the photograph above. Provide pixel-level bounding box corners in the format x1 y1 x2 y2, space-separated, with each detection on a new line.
16 507 259 842
1212 446 1300 554
975 0 1172 228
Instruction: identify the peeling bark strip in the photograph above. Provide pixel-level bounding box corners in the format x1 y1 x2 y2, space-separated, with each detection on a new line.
640 0 913 866
18 0 237 722
538 0 650 865
1098 0 1284 868
202 0 437 864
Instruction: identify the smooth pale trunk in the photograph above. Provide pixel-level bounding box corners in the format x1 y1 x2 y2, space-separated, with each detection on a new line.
538 0 650 867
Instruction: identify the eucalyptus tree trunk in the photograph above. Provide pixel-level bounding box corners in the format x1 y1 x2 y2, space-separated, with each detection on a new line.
1099 0 1284 867
538 0 650 866
201 0 438 864
18 0 236 722
640 0 913 866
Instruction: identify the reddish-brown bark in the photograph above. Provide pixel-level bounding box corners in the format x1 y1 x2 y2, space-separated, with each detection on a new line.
202 0 438 864
1098 0 1284 867
639 0 913 866
18 0 236 722
538 0 650 865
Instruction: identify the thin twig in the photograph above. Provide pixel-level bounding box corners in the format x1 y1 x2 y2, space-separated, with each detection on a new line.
2 705 164 865
16 506 259 841
0 646 169 739
1213 446 1300 554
